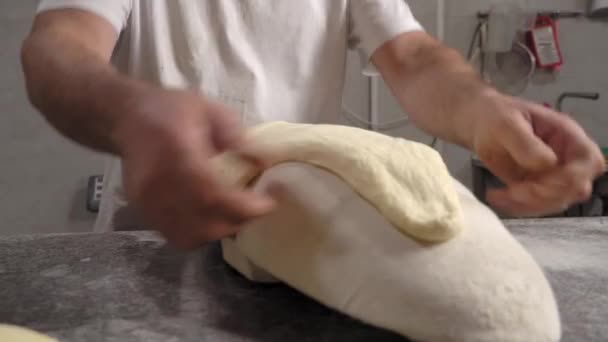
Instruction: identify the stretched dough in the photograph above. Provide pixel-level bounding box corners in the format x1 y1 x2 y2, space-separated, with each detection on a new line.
213 122 462 242
222 163 561 342
0 325 57 342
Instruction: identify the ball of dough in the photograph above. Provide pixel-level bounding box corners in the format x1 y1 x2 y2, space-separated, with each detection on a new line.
222 163 561 342
0 324 57 342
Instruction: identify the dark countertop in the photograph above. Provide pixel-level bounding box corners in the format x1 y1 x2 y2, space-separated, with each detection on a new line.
1 218 607 342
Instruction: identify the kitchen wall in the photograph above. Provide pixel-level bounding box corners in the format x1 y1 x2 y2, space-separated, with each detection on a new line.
0 1 104 235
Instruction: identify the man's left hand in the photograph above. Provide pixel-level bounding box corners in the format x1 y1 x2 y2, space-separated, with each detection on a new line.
471 92 605 217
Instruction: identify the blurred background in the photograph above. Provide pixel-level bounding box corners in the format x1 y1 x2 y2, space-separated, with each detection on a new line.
1 0 607 235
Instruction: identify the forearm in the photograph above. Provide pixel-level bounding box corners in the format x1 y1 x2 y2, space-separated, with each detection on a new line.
375 33 496 149
21 17 142 154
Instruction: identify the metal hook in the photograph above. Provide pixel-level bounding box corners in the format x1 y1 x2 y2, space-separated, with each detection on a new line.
556 92 600 112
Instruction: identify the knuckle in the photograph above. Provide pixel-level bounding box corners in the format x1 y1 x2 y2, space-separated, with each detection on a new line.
200 190 222 207
596 159 607 174
124 177 152 204
229 209 254 223
266 180 289 196
166 234 202 250
574 182 592 201
495 112 520 129
202 222 235 241
563 172 580 187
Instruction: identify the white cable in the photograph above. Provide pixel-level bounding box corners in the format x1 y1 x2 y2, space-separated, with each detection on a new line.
437 0 445 41
434 0 446 153
369 76 380 131
341 0 446 145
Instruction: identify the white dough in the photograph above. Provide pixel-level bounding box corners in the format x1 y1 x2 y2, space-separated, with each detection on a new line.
222 163 561 342
0 325 57 342
214 122 463 242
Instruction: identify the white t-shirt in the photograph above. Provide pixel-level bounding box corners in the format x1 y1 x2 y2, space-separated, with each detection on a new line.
38 0 423 231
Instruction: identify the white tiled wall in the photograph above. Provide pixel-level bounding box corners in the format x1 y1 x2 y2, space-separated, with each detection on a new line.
0 1 104 235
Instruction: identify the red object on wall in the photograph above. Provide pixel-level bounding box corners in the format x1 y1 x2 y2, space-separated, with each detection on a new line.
529 15 564 70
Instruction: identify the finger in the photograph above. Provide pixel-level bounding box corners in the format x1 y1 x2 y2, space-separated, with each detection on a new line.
524 101 585 131
537 165 594 202
197 219 241 242
525 102 604 173
487 168 593 217
159 201 241 248
481 149 526 184
192 191 274 242
158 204 242 248
589 145 607 177
164 234 204 250
597 159 607 176
498 110 558 172
160 221 207 250
187 159 272 212
487 185 551 216
233 143 273 169
148 203 206 250
215 190 276 221
205 101 246 151
521 100 563 119
570 139 605 178
487 187 570 217
487 173 567 217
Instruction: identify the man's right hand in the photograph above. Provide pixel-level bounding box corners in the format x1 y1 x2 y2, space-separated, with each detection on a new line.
22 9 274 249
113 88 275 249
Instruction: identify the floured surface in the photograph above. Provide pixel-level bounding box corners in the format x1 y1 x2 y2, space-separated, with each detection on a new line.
0 223 606 341
213 122 463 242
0 233 406 341
507 218 608 271
506 218 608 342
517 239 606 271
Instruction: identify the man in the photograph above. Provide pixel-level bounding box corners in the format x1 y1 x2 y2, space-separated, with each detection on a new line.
22 1 604 249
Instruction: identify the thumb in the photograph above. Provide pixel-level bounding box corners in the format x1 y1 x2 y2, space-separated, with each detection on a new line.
205 101 246 151
204 101 271 170
499 113 558 173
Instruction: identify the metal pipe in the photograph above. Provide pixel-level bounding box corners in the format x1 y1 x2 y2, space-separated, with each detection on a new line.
556 92 600 112
368 76 379 131
433 0 446 153
477 10 584 20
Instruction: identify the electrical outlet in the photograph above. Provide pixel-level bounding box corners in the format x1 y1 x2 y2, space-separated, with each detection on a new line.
87 175 104 213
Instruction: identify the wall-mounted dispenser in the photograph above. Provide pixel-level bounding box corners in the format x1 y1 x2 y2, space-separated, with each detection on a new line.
590 0 608 17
